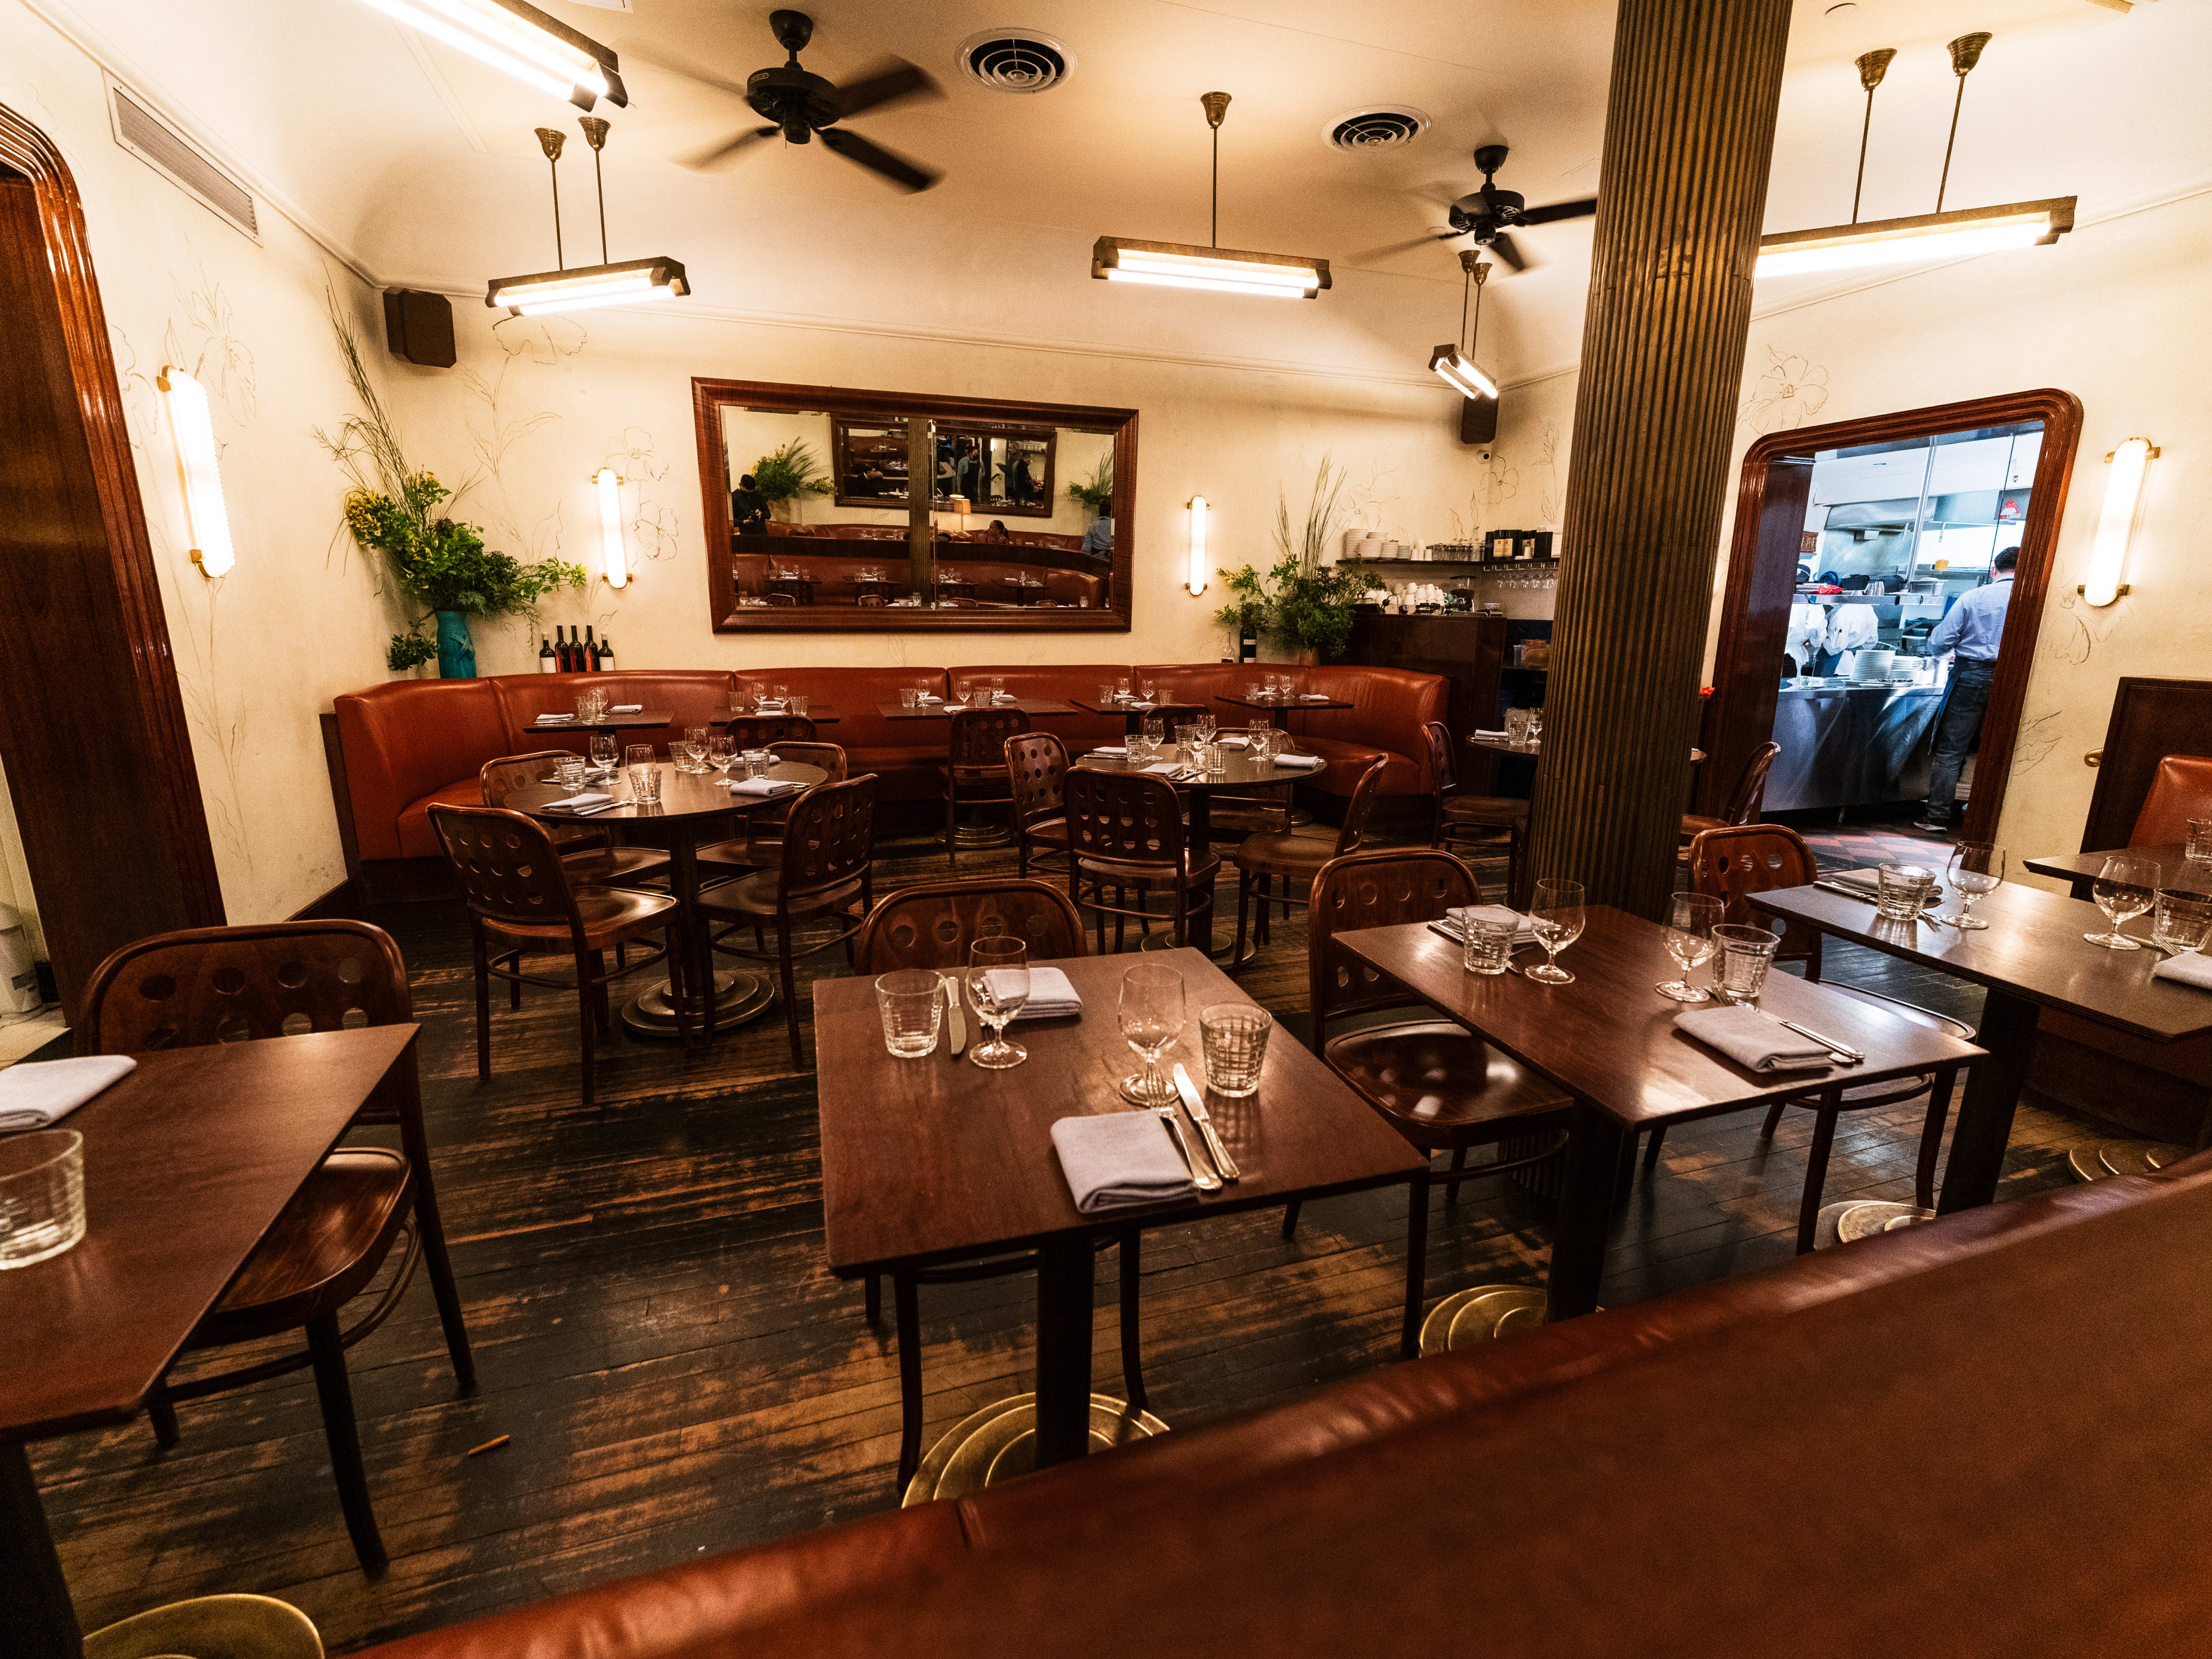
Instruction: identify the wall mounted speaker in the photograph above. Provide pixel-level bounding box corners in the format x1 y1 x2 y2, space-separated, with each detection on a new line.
1459 393 1498 445
382 289 456 369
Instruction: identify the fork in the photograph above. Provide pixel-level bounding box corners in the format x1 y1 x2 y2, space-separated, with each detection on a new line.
1156 1107 1222 1193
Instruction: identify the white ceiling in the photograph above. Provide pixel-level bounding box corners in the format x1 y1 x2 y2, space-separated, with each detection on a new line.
46 0 2212 380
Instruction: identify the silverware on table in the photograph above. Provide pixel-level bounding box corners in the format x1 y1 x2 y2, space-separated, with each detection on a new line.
1156 1106 1222 1194
941 975 965 1056
1171 1063 1240 1183
1752 1006 1864 1065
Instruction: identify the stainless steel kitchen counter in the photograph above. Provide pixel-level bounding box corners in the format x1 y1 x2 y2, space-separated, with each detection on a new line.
1766 681 1945 813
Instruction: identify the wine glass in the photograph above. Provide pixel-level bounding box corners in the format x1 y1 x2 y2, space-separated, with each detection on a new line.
2088 853 2158 949
1945 841 2005 930
964 938 1030 1069
1118 963 1185 1106
1657 892 1725 1001
1525 706 1545 744
1141 713 1165 751
1525 878 1585 985
589 733 617 774
946 680 971 711
704 733 736 777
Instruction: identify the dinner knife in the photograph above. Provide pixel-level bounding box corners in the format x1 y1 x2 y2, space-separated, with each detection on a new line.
1172 1063 1240 1183
1751 1005 1865 1065
941 975 965 1056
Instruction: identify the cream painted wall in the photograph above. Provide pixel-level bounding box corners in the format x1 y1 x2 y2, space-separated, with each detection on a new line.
1490 187 2212 884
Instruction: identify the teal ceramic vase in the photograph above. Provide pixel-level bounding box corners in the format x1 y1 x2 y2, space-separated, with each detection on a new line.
434 609 477 679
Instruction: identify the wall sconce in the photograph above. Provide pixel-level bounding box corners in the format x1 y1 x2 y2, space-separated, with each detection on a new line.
2079 436 2156 607
592 467 628 589
1187 495 1209 595
157 367 234 578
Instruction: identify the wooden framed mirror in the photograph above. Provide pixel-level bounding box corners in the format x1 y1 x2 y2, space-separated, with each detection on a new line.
695 378 1136 634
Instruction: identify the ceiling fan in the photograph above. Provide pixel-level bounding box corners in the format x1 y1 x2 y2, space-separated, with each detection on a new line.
657 9 944 191
1363 145 1597 271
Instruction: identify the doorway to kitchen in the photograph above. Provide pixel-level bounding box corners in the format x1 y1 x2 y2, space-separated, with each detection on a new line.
1704 389 2081 842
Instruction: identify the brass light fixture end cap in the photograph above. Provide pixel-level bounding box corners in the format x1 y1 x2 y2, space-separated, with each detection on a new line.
1200 91 1231 128
535 127 567 161
1855 47 1897 91
1948 32 1993 75
579 115 611 150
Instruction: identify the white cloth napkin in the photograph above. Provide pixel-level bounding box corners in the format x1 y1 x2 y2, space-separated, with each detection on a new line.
725 777 802 797
1213 734 1251 748
1831 866 1944 902
545 790 613 810
535 713 576 725
609 704 643 714
1674 1006 1835 1073
999 965 1082 1020
1299 693 1332 702
1473 728 1509 739
1443 905 1537 945
915 694 943 703
1089 745 1130 758
1124 701 1156 711
1141 760 1184 775
0 1055 135 1131
1051 1112 1196 1213
1272 753 1327 769
2152 952 2212 990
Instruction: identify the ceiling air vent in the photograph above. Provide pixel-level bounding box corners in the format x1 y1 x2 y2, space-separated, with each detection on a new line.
1324 106 1431 152
958 31 1074 94
107 77 258 242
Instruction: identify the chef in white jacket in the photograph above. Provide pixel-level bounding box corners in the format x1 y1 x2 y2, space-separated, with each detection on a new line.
1824 601 1880 665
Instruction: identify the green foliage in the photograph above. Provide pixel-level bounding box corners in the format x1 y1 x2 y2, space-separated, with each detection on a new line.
387 632 437 672
1211 456 1372 659
1066 454 1113 514
751 439 835 507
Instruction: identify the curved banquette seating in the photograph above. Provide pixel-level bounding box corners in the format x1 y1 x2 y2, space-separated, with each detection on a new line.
325 664 1448 893
355 1149 2212 1659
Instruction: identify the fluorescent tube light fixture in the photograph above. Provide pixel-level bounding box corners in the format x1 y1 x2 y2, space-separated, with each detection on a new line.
1187 496 1209 595
488 122 686 316
353 0 625 109
2080 437 2156 607
593 467 629 589
1429 252 1497 399
158 367 234 578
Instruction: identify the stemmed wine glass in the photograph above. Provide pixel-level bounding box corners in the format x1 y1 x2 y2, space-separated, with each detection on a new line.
1118 963 1185 1106
2088 853 2159 949
1657 892 1724 1001
704 733 736 779
964 938 1030 1069
1944 841 2005 930
1525 878 1585 985
589 733 618 775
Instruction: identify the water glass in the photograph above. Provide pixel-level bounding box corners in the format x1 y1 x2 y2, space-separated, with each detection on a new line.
555 756 588 791
2188 818 2212 866
1526 878 1585 985
628 763 662 806
1504 707 1531 744
1525 707 1544 743
1119 963 1185 1106
1199 1003 1272 1097
2089 853 2158 949
2151 884 2212 956
1202 743 1226 777
900 687 921 710
624 743 655 770
669 741 700 774
574 690 605 723
1945 841 2005 930
1141 713 1165 748
1875 862 1937 921
0 1130 86 1268
1658 892 1725 1002
1709 923 1780 1004
874 969 943 1059
789 694 809 718
1462 914 1518 976
1099 683 1119 706
769 684 787 707
965 937 1030 1069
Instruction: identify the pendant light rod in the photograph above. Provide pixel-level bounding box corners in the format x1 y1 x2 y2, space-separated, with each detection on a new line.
579 115 611 263
1937 33 1991 213
1202 92 1230 248
535 126 567 267
1850 48 1895 224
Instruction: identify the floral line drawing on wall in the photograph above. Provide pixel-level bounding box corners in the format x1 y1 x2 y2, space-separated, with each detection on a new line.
1739 347 1830 434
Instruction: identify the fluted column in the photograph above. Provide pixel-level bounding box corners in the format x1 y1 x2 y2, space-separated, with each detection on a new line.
1529 0 1792 918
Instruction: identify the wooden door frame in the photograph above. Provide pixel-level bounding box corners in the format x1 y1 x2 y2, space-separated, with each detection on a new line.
0 103 225 1009
1705 388 2084 839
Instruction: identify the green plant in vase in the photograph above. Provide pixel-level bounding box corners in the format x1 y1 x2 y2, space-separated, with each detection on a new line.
1066 455 1113 516
1213 456 1373 663
751 438 835 520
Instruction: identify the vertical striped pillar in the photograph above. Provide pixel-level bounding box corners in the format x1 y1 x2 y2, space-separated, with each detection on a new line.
1529 0 1792 919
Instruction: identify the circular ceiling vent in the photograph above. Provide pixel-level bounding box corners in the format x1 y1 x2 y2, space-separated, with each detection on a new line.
958 31 1074 94
1324 106 1431 152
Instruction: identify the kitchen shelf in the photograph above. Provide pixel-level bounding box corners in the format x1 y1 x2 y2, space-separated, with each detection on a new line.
1347 558 1562 571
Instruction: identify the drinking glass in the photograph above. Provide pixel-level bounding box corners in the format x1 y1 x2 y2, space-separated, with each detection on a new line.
574 690 605 723
1944 841 2005 930
1099 682 1119 706
1876 862 1937 921
0 1130 85 1268
964 938 1030 1069
768 684 787 707
2188 819 2212 866
2089 853 2158 949
628 763 662 806
1245 682 1265 700
875 969 944 1059
1192 713 1216 745
947 681 971 710
1657 892 1725 1002
900 687 920 710
1462 914 1518 976
1712 923 1781 1003
1141 713 1165 749
1504 707 1531 744
1525 707 1544 743
705 734 736 775
2152 885 2212 956
589 733 618 773
1199 1003 1271 1097
1525 878 1585 985
789 694 810 718
1202 742 1226 777
1118 963 1186 1106
555 756 588 791
988 677 1007 703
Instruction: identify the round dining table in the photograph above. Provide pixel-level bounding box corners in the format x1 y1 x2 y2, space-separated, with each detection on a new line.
1071 741 1326 848
507 757 827 1038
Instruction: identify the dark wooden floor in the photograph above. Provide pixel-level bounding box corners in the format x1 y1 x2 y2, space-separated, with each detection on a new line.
36 813 2111 1652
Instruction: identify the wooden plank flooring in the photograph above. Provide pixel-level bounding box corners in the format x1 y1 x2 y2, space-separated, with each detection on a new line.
34 816 2116 1651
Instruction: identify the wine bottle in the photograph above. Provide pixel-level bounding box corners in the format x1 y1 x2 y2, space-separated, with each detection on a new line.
584 625 600 671
597 632 618 672
538 634 555 673
1238 606 1259 664
558 626 574 672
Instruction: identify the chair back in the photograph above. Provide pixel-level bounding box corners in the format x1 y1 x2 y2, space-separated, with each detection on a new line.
1719 741 1783 827
1423 722 1459 797
1687 823 1822 969
766 592 798 607
1005 732 1069 829
770 740 848 783
479 750 571 808
2130 753 2212 847
1333 756 1392 856
1155 704 1210 740
777 773 877 902
726 715 817 747
1309 850 1478 1046
1063 769 1189 878
855 877 1086 972
950 706 1031 769
427 804 584 934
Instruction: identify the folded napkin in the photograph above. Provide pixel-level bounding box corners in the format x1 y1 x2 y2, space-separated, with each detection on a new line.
545 790 613 810
753 700 787 713
1298 693 1332 702
1123 701 1156 711
725 777 802 797
1000 965 1082 1021
1473 728 1509 739
1213 734 1250 748
1830 866 1944 902
915 694 943 703
535 713 576 725
2152 951 2212 990
1089 745 1130 758
1442 904 1537 945
1141 760 1185 776
1272 753 1327 769
1050 1111 1197 1213
0 1054 135 1131
993 694 1017 704
1674 1005 1835 1073
609 704 643 715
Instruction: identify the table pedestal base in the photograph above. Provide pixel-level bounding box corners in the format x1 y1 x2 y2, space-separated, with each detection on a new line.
1419 1285 1552 1355
1833 1200 1936 1243
900 1393 1167 1508
2069 1140 2190 1182
619 970 772 1039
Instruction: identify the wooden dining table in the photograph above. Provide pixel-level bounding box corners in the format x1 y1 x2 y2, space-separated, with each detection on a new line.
874 698 1080 721
813 946 1426 1498
1750 880 2212 1215
0 1025 421 1659
2021 842 2199 900
1333 907 1983 1321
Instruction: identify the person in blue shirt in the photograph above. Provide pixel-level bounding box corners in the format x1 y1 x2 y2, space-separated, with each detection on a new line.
1081 514 1113 559
1915 546 2016 834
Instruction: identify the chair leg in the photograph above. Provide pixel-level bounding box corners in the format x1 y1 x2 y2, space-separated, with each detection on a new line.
575 952 599 1110
893 1273 923 1497
1445 1145 1469 1206
1915 1066 1959 1211
1255 875 1271 946
410 1183 478 1394
146 1378 180 1449
665 927 695 1052
470 923 492 1084
1233 870 1252 968
1759 1102 1787 1139
945 785 959 871
1280 1198 1302 1240
864 1273 881 1324
778 922 802 1068
588 949 611 1037
1797 1097 1841 1255
506 949 522 1011
1118 1230 1146 1412
1642 1124 1669 1173
1400 1168 1430 1361
1113 888 1126 954
1091 879 1107 956
306 1311 387 1577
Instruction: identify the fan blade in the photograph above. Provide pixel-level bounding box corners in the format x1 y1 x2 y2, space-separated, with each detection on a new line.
679 126 778 172
1350 229 1465 261
836 57 940 120
1486 233 1528 272
819 125 940 192
1520 196 1598 226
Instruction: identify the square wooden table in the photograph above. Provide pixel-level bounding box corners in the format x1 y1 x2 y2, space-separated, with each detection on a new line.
0 1026 421 1659
1751 881 2212 1217
1333 908 1983 1321
2022 842 2194 899
527 707 673 735
874 699 1079 721
1067 696 1210 735
711 704 842 727
814 947 1426 1483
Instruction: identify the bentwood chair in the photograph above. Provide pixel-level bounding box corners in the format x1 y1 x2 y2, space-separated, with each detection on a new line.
1005 730 1071 877
698 773 877 1063
941 706 1031 869
430 804 692 1109
480 752 672 893
77 922 477 1575
1641 823 1973 1251
851 876 1143 1490
1290 851 1572 1354
1681 740 1782 844
723 714 819 748
1229 756 1390 967
1065 769 1219 953
696 742 850 874
1425 722 1528 902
